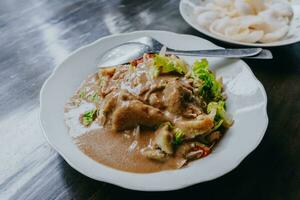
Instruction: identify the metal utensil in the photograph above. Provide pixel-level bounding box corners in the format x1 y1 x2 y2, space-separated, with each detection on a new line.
97 36 272 67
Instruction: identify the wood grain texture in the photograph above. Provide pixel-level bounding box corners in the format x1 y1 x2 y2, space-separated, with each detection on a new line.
0 0 299 199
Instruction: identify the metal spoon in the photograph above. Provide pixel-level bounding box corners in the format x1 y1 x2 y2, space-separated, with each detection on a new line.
97 36 272 67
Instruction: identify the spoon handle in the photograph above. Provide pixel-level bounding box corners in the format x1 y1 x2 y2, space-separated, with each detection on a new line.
243 49 273 59
165 48 262 58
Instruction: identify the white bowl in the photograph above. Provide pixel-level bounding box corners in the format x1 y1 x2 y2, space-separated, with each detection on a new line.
40 30 268 191
180 0 300 47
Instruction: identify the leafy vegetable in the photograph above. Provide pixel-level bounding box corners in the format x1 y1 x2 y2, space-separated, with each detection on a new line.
152 54 188 77
79 90 86 99
173 128 184 145
212 119 224 131
99 76 105 87
149 65 160 78
82 109 97 126
192 58 223 101
207 101 233 128
88 93 100 103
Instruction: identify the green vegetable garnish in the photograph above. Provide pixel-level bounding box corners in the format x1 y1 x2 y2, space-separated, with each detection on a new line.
173 128 184 145
88 93 100 103
79 90 86 99
207 101 233 128
192 58 223 101
151 54 188 77
212 119 224 131
82 109 97 126
149 65 160 78
99 76 106 87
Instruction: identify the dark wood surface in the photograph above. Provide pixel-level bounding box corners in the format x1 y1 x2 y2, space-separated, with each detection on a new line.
0 0 299 199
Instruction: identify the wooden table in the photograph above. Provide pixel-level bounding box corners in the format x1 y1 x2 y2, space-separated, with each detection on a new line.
0 0 299 199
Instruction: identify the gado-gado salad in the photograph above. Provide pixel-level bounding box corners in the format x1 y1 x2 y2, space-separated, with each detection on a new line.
64 53 233 173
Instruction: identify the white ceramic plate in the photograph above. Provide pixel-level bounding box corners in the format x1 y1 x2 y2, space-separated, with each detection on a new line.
40 30 268 191
180 0 300 47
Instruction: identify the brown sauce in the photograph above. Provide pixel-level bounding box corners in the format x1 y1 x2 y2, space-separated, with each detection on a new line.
64 56 229 173
75 128 184 173
65 73 185 173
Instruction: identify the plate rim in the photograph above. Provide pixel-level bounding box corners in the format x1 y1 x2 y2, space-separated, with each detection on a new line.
179 0 300 47
40 30 268 191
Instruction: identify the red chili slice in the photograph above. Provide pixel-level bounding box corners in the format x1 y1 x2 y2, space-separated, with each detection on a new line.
193 146 211 158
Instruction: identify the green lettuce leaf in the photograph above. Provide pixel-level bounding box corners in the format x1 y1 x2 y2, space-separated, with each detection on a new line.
172 128 184 145
152 54 188 77
82 109 97 126
207 101 233 128
192 58 223 101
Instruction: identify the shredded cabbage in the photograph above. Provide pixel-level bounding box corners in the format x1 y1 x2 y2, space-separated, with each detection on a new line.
192 58 223 101
152 54 188 77
207 101 233 128
172 128 184 145
82 109 97 126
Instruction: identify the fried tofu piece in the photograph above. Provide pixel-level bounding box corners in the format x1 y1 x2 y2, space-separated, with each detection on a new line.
111 100 169 131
